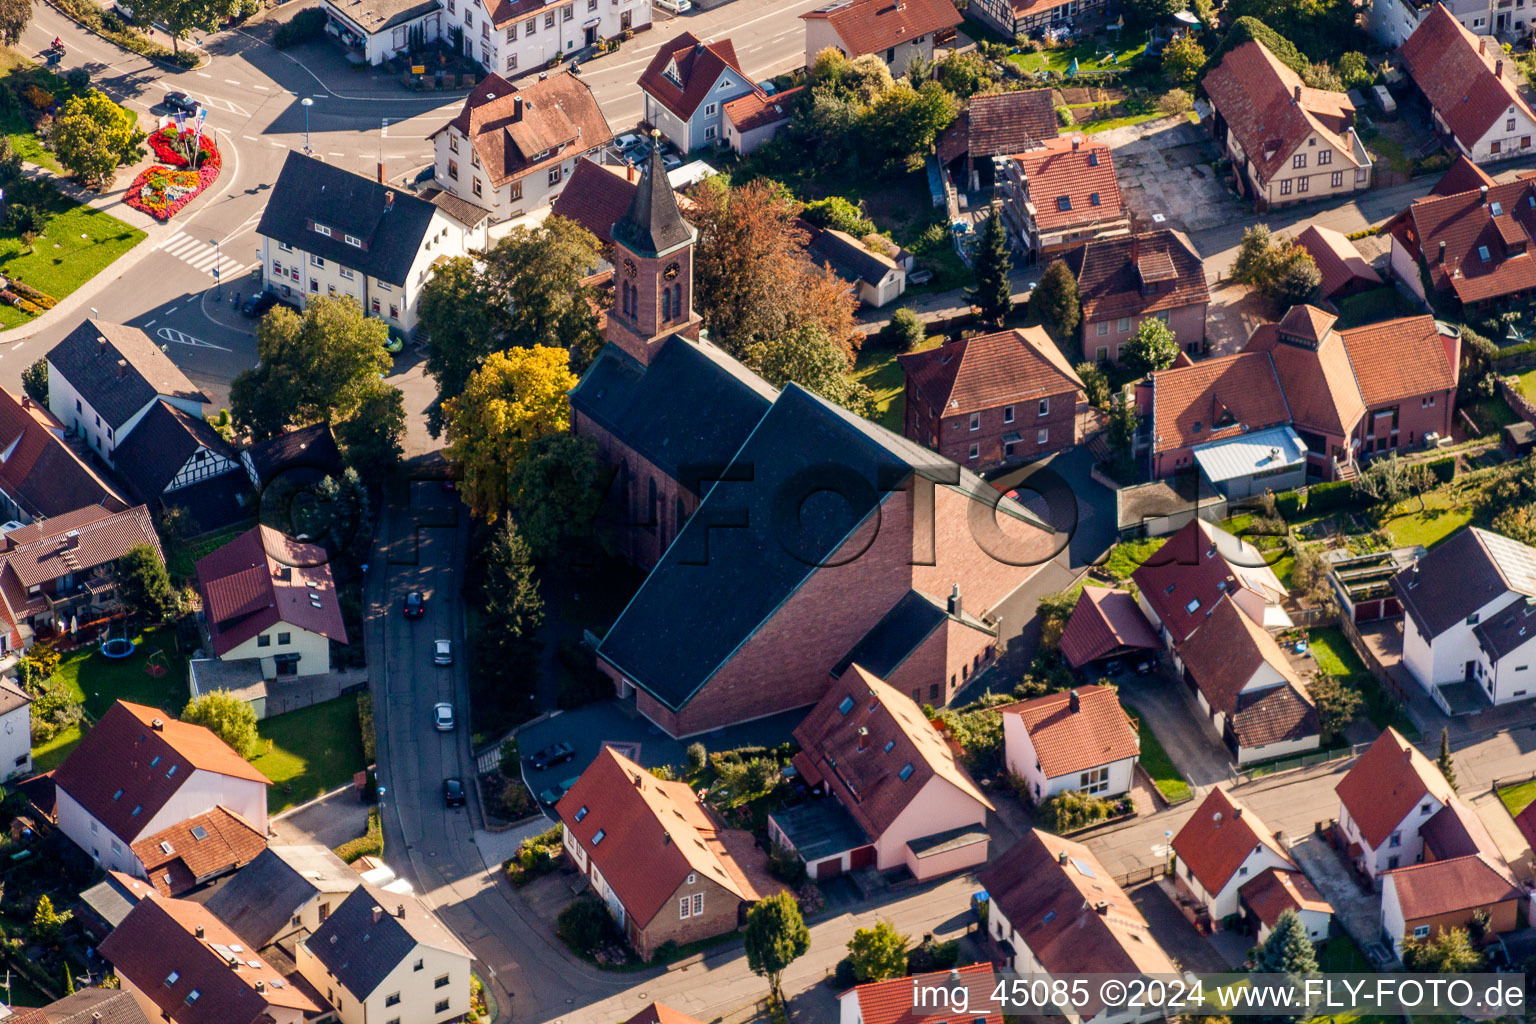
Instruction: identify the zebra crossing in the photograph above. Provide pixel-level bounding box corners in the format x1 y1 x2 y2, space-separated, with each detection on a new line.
154 232 258 282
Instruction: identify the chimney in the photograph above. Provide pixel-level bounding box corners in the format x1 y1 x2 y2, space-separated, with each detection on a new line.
151 717 165 731
1071 135 1082 151
1095 901 1110 914
65 530 79 549
377 160 385 184
20 396 28 409
1404 747 1413 761
116 358 127 380
627 162 636 182
256 981 265 993
1481 37 1487 54
372 905 383 924
96 337 107 358
1497 59 1504 78
1482 184 1491 204
515 96 524 118
384 190 395 212
1293 84 1301 104
195 924 205 938
947 583 961 618
1438 240 1447 264
1233 806 1243 819
1068 689 1081 713
1130 233 1140 263
396 904 406 918
1058 849 1069 864
857 726 869 752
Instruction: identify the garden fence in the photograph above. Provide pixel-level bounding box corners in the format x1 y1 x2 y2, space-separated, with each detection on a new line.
1229 740 1371 785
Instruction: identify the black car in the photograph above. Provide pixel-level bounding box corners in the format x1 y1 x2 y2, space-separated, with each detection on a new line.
240 291 279 319
443 777 465 808
528 741 576 770
164 91 200 115
403 591 425 619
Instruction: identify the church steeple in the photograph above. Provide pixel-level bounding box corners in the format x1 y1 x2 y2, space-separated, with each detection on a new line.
608 131 700 365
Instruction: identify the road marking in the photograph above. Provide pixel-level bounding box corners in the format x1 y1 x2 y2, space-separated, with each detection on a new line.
329 151 344 156
157 327 231 352
243 134 258 141
143 319 157 327
155 231 257 280
269 141 285 147
165 306 179 314
197 71 211 77
8 342 23 351
225 78 241 84
254 84 269 90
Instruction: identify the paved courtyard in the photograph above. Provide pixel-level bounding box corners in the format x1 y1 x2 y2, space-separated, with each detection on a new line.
1102 118 1241 234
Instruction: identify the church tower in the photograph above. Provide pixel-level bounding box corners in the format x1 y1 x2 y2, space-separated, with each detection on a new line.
607 133 701 365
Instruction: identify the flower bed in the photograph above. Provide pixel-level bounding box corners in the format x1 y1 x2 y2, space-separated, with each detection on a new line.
125 127 221 221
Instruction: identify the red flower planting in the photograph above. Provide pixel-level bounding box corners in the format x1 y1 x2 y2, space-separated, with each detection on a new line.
126 128 222 221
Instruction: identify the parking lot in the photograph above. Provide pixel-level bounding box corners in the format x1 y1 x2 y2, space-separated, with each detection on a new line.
1101 117 1245 234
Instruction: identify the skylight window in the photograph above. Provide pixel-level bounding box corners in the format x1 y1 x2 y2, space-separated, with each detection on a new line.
185 991 200 1005
191 826 209 841
160 841 174 855
1493 201 1505 216
1089 192 1101 206
898 763 914 781
167 765 178 778
1088 151 1099 166
165 972 179 987
837 695 855 716
112 789 124 801
1480 245 1492 261
150 756 161 768
131 805 142 817
592 829 606 845
575 805 588 822
883 740 895 753
1185 598 1201 614
1056 196 1072 212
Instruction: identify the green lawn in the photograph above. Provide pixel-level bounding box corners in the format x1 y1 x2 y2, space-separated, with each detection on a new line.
1104 536 1165 581
32 723 82 773
1519 368 1536 403
53 625 188 719
1498 777 1536 818
1333 287 1418 329
1365 135 1410 177
165 519 258 580
852 336 939 432
1462 394 1518 434
1381 488 1474 550
1125 705 1191 804
0 47 74 174
1008 39 1147 76
251 694 366 814
1318 934 1373 973
1308 625 1418 738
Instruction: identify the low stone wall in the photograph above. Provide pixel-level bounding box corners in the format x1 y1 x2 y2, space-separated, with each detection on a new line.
1499 376 1536 428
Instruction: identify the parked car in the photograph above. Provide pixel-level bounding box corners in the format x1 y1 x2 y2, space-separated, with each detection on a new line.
757 80 778 95
537 775 581 805
240 291 279 319
1134 657 1153 675
163 91 200 115
528 741 576 770
655 0 691 12
662 153 683 171
403 591 425 618
434 639 452 666
614 132 643 153
411 165 436 187
443 777 466 807
433 702 455 731
1102 659 1123 675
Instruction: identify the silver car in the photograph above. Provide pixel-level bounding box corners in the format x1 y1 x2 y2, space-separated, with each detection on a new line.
434 639 452 666
433 702 454 731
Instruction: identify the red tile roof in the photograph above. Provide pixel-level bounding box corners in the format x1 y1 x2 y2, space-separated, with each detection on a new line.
54 701 270 847
1174 787 1293 897
1131 519 1288 644
1016 136 1124 234
1058 586 1160 668
724 87 804 133
899 326 1083 417
938 91 1058 164
802 0 961 60
1244 315 1365 439
638 34 749 122
131 806 267 897
554 747 773 928
1294 225 1382 299
1338 315 1457 406
195 525 348 657
1391 174 1536 304
431 72 612 189
1431 154 1497 197
1202 41 1361 185
0 387 126 519
841 964 1001 1024
795 665 993 839
1239 867 1332 928
1385 853 1521 922
1400 5 1536 151
622 1005 707 1024
1147 351 1290 456
1000 685 1139 779
100 894 318 1023
0 503 160 590
1335 727 1454 849
1073 230 1210 326
552 158 639 246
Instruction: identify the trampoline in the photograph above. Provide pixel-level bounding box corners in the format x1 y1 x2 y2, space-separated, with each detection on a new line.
100 621 135 659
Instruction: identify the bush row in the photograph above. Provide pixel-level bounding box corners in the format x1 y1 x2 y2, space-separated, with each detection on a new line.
1272 456 1455 518
274 8 328 48
48 0 201 67
335 807 383 863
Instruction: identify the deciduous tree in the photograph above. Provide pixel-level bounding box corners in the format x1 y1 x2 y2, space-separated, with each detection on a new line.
847 920 910 982
744 891 810 1001
1401 927 1483 973
418 255 506 437
52 90 143 186
0 0 33 47
970 210 1012 326
1122 318 1180 376
1032 259 1079 338
1162 34 1206 85
1309 670 1364 740
506 434 608 562
754 323 875 417
20 358 46 406
182 690 261 758
128 0 239 54
885 307 927 353
335 383 406 483
483 215 604 368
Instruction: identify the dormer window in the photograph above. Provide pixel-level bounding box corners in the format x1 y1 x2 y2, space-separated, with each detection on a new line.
314 224 332 238
345 234 363 248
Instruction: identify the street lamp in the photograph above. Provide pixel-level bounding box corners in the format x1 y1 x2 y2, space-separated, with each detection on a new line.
302 97 314 156
211 238 221 299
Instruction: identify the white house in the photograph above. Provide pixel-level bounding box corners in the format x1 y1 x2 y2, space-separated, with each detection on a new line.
1393 526 1536 703
296 884 473 1024
1380 853 1522 956
256 152 478 338
44 319 210 465
1399 6 1536 164
805 225 907 308
109 399 247 530
1335 727 1455 880
1369 0 1492 46
428 71 613 223
52 700 271 878
1001 686 1139 802
321 0 442 65
1175 596 1321 765
770 666 994 881
196 526 349 680
0 680 31 780
838 965 1001 1024
1171 788 1326 933
981 830 1177 1024
1240 867 1334 942
129 805 268 897
801 0 960 73
440 0 650 80
723 87 802 156
638 34 756 153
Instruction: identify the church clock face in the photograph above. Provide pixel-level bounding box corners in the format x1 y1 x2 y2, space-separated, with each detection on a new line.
623 259 638 279
664 261 681 281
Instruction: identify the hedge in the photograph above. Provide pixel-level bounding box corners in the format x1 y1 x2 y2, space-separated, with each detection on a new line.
48 0 201 67
275 8 328 48
1272 457 1456 518
335 807 383 863
1493 341 1536 362
1426 456 1456 484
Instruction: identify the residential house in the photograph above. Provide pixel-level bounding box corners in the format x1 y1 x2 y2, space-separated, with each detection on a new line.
45 319 209 464
79 870 155 940
1294 225 1383 303
723 87 803 155
0 679 31 780
295 885 473 1024
53 700 271 877
1172 787 1331 936
805 225 907 308
99 894 318 1024
0 386 126 525
1391 526 1536 702
204 844 361 949
1335 727 1456 880
1400 5 1536 164
1386 166 1536 310
1141 307 1459 482
553 157 656 247
801 0 961 72
1241 866 1335 942
555 747 780 957
1381 853 1522 956
899 326 1084 469
257 152 478 337
937 90 1058 191
966 0 1106 39
639 34 755 153
0 503 163 643
1176 596 1321 764
998 135 1130 261
1067 230 1209 364
771 666 994 880
438 0 650 82
577 151 1058 736
195 525 349 680
130 806 267 897
110 400 246 531
1368 0 1494 47
1130 518 1293 648
1056 586 1160 670
0 988 152 1024
981 829 1177 1024
837 965 1002 1024
626 1006 706 1024
1000 685 1140 802
321 0 442 65
428 72 613 222
240 422 344 493
1202 41 1371 209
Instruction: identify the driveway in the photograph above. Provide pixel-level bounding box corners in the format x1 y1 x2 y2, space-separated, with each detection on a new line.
1290 835 1389 966
1116 670 1234 791
270 786 371 849
1130 879 1229 973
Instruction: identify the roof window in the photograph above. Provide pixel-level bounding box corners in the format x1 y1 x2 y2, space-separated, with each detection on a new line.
1056 196 1071 211
1492 201 1505 215
112 789 124 801
884 740 895 753
1185 598 1201 614
191 826 209 841
837 695 855 716
1089 192 1101 206
575 805 588 822
898 763 914 781
592 828 606 845
1479 245 1492 261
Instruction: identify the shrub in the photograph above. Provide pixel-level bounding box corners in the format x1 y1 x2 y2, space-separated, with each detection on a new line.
907 937 959 973
21 85 52 111
490 776 535 820
334 808 383 862
274 7 328 47
802 195 876 236
5 203 40 235
768 843 808 885
557 897 619 956
885 307 926 352
1038 789 1119 833
686 742 707 774
357 691 376 764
